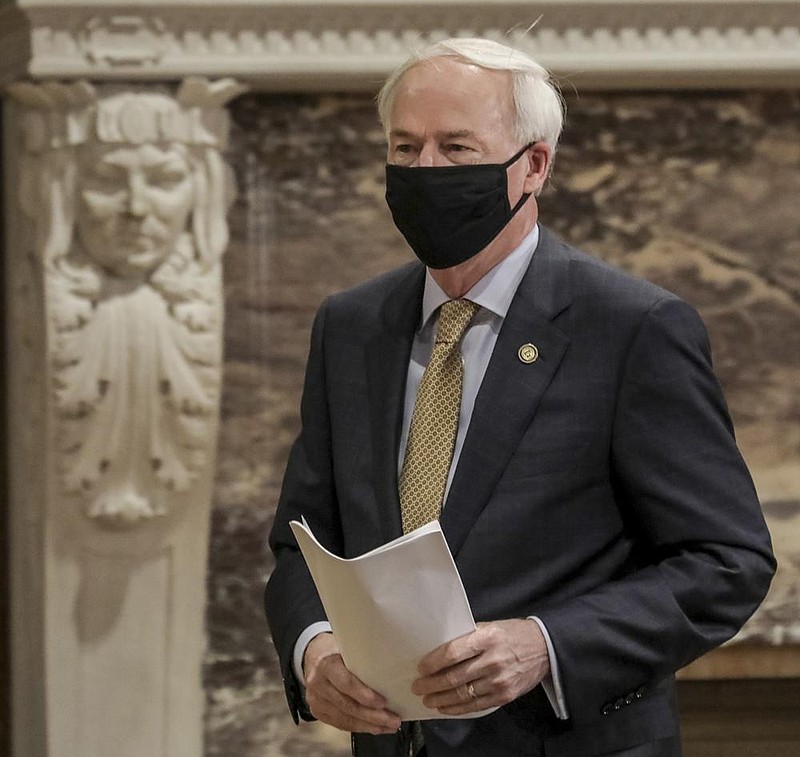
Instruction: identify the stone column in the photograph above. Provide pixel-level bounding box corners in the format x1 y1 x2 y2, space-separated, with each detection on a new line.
4 79 243 757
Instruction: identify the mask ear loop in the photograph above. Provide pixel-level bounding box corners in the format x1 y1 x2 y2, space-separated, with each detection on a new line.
505 142 536 214
501 142 535 169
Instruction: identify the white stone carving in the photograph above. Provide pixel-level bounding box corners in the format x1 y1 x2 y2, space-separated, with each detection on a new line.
10 79 243 526
1 1 798 89
4 78 244 757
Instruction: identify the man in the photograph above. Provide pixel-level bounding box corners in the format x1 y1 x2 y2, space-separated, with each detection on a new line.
265 38 775 757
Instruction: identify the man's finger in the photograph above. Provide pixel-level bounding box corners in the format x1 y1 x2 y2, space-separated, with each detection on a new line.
417 630 483 677
321 654 391 709
308 686 400 734
411 655 483 696
307 652 401 733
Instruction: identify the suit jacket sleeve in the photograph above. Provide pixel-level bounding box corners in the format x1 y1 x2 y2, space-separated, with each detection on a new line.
264 298 339 723
536 295 775 724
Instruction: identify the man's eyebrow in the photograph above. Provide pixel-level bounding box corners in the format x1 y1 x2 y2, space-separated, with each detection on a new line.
441 130 477 140
389 128 416 140
389 128 478 140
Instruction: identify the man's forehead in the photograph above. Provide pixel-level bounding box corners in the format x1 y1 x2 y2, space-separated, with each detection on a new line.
398 57 510 89
391 58 515 119
389 59 515 137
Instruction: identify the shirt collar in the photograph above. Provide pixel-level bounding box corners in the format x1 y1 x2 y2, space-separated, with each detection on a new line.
420 224 540 330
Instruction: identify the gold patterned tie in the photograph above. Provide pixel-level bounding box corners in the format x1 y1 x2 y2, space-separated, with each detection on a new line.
399 298 480 534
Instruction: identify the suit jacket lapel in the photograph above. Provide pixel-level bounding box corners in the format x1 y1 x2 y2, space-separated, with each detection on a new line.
365 263 425 545
440 227 573 557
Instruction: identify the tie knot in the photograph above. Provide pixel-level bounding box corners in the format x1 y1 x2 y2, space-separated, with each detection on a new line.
436 299 479 344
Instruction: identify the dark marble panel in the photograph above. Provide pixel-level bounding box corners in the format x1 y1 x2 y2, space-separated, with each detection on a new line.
172 89 800 755
536 91 800 646
208 93 410 757
205 506 352 756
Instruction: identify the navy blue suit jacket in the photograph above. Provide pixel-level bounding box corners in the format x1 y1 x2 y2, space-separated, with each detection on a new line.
265 227 775 756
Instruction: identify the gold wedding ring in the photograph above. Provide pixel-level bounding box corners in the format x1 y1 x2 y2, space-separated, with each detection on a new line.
467 682 477 700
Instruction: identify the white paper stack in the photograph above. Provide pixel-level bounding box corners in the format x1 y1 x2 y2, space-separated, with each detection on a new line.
290 518 497 720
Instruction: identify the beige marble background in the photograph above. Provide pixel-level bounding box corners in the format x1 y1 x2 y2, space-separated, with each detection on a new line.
200 89 799 756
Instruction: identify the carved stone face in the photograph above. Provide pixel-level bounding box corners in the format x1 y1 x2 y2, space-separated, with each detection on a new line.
76 142 195 279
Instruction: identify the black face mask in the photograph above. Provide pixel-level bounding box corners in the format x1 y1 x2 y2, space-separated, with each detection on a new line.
385 144 532 269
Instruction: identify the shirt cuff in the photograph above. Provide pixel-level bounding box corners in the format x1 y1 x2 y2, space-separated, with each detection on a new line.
292 621 333 686
529 616 569 720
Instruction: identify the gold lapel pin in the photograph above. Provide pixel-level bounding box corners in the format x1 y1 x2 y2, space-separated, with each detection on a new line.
518 343 539 364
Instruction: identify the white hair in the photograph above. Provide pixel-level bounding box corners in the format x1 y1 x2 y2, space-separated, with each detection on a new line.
377 37 565 153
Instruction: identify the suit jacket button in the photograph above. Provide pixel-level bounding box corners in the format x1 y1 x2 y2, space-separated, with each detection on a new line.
625 693 635 705
602 704 612 715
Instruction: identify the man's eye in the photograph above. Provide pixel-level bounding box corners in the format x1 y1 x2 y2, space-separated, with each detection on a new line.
395 144 412 154
446 144 470 152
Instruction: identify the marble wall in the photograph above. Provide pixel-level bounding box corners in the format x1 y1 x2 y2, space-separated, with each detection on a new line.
204 88 800 756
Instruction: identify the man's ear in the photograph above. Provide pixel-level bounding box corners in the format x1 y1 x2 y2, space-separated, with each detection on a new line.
523 142 552 196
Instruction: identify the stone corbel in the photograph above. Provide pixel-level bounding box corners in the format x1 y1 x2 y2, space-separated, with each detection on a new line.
4 77 245 757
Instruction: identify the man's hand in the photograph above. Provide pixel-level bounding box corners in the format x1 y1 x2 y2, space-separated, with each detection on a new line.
411 619 550 716
303 632 402 735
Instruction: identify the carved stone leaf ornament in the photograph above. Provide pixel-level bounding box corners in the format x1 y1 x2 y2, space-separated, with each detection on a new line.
54 252 221 519
9 78 245 528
